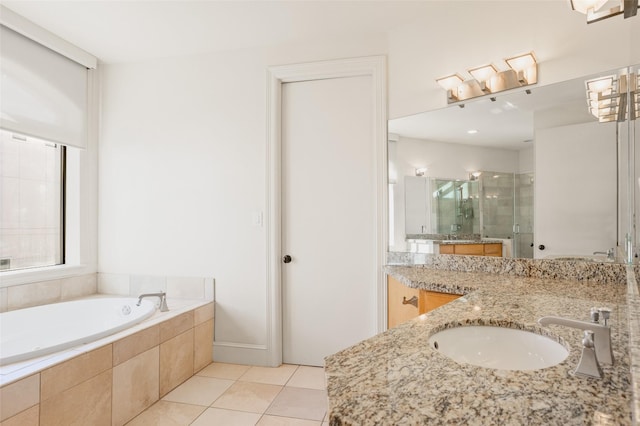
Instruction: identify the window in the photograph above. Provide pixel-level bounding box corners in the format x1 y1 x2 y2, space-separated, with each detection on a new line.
0 129 65 271
0 11 96 279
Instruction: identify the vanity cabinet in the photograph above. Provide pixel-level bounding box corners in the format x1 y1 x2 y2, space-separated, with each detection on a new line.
387 276 461 328
439 242 502 257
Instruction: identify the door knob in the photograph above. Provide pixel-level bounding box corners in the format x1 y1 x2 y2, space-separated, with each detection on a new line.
283 255 292 264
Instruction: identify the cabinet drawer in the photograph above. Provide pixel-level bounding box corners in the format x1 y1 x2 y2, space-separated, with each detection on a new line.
453 244 484 255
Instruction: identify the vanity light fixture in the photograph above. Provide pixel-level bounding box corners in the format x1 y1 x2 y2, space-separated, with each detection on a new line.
585 72 638 123
570 0 638 23
435 74 464 102
415 167 428 177
468 65 498 93
436 52 538 105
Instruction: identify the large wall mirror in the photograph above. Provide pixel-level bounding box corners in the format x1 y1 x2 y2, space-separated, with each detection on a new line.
388 65 638 261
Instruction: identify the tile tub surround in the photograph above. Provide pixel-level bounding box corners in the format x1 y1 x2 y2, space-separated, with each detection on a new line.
325 266 631 425
0 273 98 312
0 300 215 425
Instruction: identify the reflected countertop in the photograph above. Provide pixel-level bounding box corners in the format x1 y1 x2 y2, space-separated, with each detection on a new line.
325 266 631 425
405 234 504 245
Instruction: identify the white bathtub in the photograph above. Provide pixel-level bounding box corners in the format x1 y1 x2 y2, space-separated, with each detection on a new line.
0 297 156 366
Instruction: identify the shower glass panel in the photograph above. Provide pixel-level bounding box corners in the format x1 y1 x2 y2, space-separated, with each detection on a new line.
480 171 534 258
514 173 534 258
481 171 515 239
432 179 479 235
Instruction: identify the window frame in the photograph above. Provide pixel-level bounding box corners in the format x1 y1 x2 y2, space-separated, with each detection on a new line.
0 6 98 287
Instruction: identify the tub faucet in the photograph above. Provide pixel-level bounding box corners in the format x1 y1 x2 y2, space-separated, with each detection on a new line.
137 292 169 312
538 310 613 366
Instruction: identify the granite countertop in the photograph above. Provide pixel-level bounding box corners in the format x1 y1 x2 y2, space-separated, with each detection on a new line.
325 266 631 425
437 239 503 245
405 237 503 245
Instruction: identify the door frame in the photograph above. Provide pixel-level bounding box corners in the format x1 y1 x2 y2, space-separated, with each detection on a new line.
265 56 388 367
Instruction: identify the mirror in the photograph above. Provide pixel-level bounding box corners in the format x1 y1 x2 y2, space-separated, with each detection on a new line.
388 66 637 261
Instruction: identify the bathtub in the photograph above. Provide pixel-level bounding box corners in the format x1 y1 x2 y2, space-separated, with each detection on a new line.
0 297 156 365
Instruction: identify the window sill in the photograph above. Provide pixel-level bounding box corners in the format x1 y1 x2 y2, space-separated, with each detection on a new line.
0 264 96 288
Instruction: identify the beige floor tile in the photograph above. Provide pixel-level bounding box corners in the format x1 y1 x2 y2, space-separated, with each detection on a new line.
197 362 251 380
126 401 206 426
239 364 298 385
212 381 282 413
265 387 327 421
257 415 322 425
190 408 262 426
286 366 326 390
162 376 234 406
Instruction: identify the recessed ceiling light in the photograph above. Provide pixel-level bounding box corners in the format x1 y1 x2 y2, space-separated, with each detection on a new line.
467 129 478 134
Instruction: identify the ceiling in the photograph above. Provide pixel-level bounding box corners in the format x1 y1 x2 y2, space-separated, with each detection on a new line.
0 0 433 64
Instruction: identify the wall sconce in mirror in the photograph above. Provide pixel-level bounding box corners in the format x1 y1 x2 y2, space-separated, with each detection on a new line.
586 71 638 122
570 0 638 23
415 168 428 177
469 171 482 181
436 52 537 105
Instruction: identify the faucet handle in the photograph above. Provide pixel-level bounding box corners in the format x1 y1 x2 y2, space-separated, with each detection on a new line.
590 307 600 323
598 307 611 326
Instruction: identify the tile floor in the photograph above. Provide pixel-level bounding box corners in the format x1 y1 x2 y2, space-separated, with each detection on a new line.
126 363 329 426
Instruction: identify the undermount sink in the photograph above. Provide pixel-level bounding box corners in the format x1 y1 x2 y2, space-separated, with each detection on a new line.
428 326 569 371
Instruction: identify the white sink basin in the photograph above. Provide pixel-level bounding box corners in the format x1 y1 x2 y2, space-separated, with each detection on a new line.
428 326 569 371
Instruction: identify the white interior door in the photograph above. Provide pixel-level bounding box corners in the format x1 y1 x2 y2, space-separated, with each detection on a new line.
281 76 377 366
535 121 617 258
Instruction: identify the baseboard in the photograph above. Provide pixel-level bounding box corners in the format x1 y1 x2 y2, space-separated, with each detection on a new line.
213 341 276 367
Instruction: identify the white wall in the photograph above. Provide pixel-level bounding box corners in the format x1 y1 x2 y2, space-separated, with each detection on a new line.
387 2 636 119
99 36 386 363
98 3 635 364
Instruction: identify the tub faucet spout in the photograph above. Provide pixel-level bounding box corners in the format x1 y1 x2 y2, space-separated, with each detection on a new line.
137 292 169 312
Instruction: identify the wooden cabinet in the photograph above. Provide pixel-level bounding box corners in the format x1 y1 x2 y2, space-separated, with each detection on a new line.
387 276 420 328
483 243 502 257
439 242 502 257
387 276 461 328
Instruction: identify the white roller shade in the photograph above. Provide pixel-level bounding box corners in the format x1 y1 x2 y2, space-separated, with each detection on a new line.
0 24 88 149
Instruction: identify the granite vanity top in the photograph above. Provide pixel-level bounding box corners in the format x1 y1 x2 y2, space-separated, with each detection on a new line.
436 239 503 245
405 235 503 245
325 266 631 425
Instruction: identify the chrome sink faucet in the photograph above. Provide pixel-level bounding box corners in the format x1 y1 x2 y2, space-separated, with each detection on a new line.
137 291 169 312
538 308 613 378
593 248 615 260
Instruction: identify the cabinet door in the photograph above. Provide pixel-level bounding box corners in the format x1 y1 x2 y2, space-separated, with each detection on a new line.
483 243 502 257
421 290 461 313
453 244 483 255
387 276 420 328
